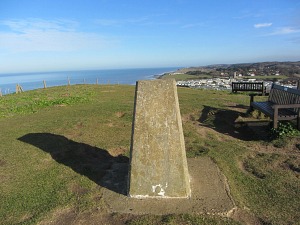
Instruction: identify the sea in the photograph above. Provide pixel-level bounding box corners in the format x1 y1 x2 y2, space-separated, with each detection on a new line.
0 67 179 95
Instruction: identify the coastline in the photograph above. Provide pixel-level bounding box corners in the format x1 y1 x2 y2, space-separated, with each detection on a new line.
0 67 179 95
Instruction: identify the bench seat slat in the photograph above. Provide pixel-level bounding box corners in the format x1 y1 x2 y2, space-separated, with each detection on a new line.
251 102 298 119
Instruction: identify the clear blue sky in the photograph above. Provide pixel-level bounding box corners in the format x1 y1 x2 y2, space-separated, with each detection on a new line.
0 0 300 73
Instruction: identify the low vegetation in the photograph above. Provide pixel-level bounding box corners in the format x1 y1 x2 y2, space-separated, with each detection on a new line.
0 84 299 224
160 73 211 81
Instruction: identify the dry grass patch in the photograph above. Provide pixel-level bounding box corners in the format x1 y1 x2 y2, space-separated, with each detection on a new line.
109 147 127 157
115 111 126 118
0 159 6 166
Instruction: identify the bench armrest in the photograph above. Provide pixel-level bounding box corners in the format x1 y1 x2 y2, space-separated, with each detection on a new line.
272 104 300 109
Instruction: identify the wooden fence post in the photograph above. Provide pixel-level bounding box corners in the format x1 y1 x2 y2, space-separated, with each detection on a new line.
43 80 47 89
0 88 2 97
68 77 71 86
16 84 23 93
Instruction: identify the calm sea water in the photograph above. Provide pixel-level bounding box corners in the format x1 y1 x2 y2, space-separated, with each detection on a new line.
0 67 179 95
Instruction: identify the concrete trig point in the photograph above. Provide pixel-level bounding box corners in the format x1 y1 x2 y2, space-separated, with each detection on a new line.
128 79 191 198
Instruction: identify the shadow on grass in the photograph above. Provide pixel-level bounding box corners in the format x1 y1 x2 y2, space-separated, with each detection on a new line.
199 105 269 141
18 133 129 195
227 104 250 111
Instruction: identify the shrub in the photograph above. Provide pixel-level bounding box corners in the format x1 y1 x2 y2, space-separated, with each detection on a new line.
270 122 300 139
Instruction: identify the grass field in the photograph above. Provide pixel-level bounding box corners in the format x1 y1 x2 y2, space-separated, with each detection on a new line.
0 84 299 224
160 73 211 80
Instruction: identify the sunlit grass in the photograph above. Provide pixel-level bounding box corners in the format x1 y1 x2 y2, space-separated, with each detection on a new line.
160 73 211 80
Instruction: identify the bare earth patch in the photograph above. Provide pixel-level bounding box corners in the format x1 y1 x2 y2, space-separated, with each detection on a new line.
102 157 236 216
38 208 77 225
0 159 6 166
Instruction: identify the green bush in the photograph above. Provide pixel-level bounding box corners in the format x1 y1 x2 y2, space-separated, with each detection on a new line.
270 122 300 139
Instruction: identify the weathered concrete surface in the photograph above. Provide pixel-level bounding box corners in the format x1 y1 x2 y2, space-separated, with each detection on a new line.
103 157 236 215
128 79 191 198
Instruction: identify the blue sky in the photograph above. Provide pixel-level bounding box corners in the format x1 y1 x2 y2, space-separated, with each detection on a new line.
0 0 300 73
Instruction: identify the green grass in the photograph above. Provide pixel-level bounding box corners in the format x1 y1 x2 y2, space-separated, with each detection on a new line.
160 73 211 80
0 85 91 118
0 84 299 224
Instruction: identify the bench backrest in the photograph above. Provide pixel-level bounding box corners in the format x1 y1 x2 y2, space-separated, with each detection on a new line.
232 82 264 92
269 84 300 105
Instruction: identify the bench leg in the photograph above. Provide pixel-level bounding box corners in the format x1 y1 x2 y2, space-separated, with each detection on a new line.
273 120 278 129
273 109 278 129
249 95 254 111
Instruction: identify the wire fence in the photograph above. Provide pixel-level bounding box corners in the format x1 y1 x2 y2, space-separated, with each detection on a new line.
0 77 122 96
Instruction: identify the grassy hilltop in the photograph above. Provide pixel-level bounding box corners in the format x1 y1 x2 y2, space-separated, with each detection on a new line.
0 84 299 225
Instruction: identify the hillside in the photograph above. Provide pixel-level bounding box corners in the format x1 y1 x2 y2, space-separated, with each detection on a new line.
172 61 300 78
0 84 299 225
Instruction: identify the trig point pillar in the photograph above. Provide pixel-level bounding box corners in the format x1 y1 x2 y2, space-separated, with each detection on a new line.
128 79 191 198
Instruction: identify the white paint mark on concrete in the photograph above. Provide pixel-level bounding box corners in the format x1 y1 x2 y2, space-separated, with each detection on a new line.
152 183 168 196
